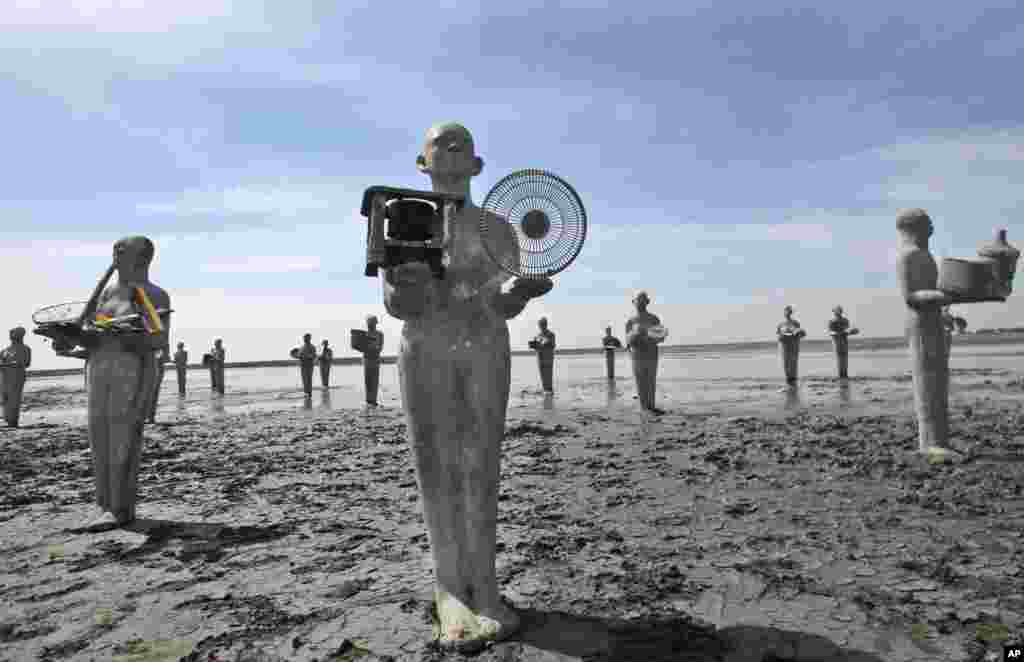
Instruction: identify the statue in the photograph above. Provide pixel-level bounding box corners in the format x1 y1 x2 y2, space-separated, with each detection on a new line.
602 325 622 379
206 339 225 395
897 209 954 454
318 339 333 388
827 306 859 379
359 316 383 406
173 342 188 396
293 333 317 397
50 236 170 527
379 122 551 650
626 291 666 414
776 305 806 386
144 345 168 424
0 327 31 427
529 317 556 393
941 306 956 352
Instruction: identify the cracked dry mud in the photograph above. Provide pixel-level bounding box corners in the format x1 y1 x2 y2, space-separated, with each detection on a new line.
2 375 1023 661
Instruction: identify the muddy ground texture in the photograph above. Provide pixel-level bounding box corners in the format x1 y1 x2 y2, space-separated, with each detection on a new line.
2 375 1024 662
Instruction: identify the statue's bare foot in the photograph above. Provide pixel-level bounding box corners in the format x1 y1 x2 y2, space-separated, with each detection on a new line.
85 510 120 531
920 445 965 464
434 591 521 653
113 509 135 526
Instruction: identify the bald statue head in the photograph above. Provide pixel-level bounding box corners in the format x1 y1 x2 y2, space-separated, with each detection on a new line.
114 236 155 273
538 317 548 331
896 208 933 242
9 326 26 342
633 290 650 311
783 305 794 317
366 315 378 331
833 305 844 316
416 122 484 186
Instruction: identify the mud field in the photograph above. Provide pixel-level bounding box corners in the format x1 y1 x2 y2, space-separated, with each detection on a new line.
2 376 1024 661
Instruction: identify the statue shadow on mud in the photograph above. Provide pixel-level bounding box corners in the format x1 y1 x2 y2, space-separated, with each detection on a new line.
490 608 887 661
67 518 298 563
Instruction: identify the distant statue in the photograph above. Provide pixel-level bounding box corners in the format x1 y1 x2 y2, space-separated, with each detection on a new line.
206 338 225 395
318 339 333 388
601 325 622 379
776 305 806 386
380 122 551 650
144 344 168 424
941 306 956 351
360 316 383 407
897 209 954 454
529 317 556 394
954 316 968 334
173 342 188 396
827 306 859 379
50 236 170 527
626 291 666 414
0 327 32 427
294 333 317 397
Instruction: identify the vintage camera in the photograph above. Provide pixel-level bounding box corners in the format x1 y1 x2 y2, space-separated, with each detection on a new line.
361 186 467 279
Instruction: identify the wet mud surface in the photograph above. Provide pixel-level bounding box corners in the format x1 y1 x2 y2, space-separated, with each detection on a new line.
2 374 1023 661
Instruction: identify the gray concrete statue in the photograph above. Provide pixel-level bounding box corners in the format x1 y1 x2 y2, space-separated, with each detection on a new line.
776 305 806 386
602 325 622 379
318 339 333 388
380 122 552 650
626 291 665 414
897 209 954 455
529 317 556 393
360 316 383 407
827 306 859 379
173 342 187 396
295 333 317 397
206 339 225 394
52 237 170 527
0 327 32 427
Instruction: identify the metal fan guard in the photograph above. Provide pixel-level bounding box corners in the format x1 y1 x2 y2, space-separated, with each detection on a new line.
480 169 587 278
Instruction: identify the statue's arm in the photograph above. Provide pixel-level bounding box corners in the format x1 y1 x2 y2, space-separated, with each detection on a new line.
899 253 952 308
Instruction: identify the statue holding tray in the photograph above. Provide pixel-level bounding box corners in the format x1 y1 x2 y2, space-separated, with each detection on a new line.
530 317 556 394
827 306 859 379
626 290 666 414
0 327 32 427
173 342 188 396
901 209 1017 456
776 305 806 386
205 339 225 394
318 339 333 388
34 236 170 527
292 333 317 397
366 122 585 651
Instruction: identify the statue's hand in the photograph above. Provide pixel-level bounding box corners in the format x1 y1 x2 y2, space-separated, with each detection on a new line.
509 276 553 301
383 262 433 319
384 262 433 289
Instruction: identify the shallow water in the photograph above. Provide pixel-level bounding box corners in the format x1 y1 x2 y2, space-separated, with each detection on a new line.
19 341 1024 425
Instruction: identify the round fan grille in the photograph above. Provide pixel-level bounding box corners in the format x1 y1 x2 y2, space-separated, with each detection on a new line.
480 169 587 278
32 301 88 325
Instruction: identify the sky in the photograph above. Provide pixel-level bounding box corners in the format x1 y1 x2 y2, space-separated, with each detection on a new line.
2 1 1023 368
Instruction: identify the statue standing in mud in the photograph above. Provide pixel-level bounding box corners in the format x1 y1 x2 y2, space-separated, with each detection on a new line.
0 327 32 427
827 306 859 379
173 342 188 396
776 305 806 386
53 237 170 527
295 333 317 397
318 339 333 388
602 325 622 379
897 209 954 454
207 338 225 395
626 291 666 414
360 316 383 406
530 317 556 393
380 122 552 650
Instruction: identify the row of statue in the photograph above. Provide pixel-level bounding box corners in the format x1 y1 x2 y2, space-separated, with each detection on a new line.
1 122 1017 653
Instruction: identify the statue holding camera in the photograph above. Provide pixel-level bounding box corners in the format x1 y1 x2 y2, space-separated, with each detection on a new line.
370 122 555 651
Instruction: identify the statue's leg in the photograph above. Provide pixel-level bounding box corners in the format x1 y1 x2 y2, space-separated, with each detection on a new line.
908 311 950 452
648 351 659 409
320 363 330 388
398 345 519 648
217 367 225 394
106 351 146 523
632 355 646 408
606 351 615 380
365 359 380 405
177 367 186 396
540 359 553 393
781 342 797 383
88 353 113 512
301 364 313 395
7 369 25 427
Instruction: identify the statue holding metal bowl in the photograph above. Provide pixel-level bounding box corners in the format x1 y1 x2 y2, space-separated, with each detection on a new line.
898 209 1018 456
776 305 806 386
361 122 586 651
33 236 171 527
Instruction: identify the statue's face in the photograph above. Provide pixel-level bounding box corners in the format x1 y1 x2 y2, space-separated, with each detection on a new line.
419 125 480 180
113 238 148 270
784 306 793 317
214 340 222 348
605 326 612 335
634 293 649 309
367 319 377 330
538 319 547 330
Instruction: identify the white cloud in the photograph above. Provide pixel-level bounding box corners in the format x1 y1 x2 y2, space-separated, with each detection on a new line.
0 0 236 33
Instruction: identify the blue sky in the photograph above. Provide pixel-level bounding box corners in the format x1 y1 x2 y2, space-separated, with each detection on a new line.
2 1 1023 368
